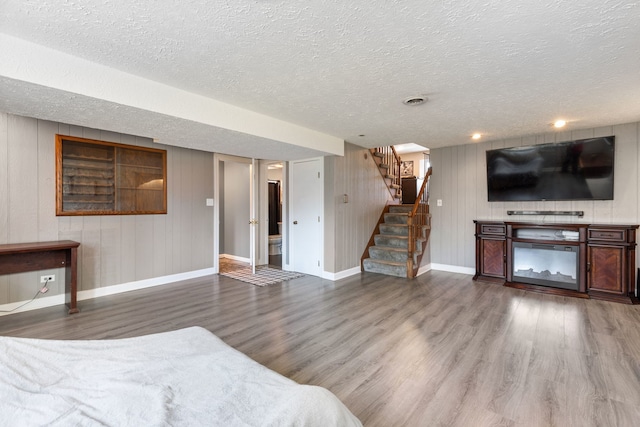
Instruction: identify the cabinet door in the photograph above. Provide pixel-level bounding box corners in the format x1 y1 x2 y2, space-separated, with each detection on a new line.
588 245 624 294
480 238 506 278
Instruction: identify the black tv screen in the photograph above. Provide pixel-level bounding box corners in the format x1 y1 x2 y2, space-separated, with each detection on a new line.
486 137 615 201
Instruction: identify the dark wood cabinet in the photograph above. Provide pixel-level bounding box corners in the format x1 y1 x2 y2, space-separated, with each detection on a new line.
401 177 417 204
474 220 639 304
474 221 506 282
587 225 638 304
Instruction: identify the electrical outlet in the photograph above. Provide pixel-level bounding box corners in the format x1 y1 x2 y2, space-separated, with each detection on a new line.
437 199 443 207
40 275 55 284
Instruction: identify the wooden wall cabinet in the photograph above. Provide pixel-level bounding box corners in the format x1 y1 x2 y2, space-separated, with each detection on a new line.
56 135 167 216
473 221 507 282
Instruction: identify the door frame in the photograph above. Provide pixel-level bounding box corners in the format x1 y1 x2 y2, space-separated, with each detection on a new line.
213 153 257 273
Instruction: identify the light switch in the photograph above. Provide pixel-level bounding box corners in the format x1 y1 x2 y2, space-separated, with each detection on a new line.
437 199 443 207
206 198 214 206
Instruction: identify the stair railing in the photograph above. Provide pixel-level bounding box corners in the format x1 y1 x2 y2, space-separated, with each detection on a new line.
406 167 433 278
376 145 402 193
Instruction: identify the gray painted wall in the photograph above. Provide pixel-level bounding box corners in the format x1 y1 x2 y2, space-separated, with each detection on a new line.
0 113 214 304
324 143 393 273
429 121 639 269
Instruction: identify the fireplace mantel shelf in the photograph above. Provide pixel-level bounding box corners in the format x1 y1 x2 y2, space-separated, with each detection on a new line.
473 221 639 304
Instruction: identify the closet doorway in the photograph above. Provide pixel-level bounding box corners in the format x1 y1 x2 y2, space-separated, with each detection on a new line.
266 163 283 267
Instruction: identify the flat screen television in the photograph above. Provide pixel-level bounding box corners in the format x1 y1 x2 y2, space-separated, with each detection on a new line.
486 136 615 202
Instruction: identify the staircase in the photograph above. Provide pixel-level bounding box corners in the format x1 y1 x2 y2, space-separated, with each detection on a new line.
362 204 430 278
370 147 402 201
361 164 433 279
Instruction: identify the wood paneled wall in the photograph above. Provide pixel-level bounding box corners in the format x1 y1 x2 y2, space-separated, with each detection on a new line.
0 113 214 304
324 143 394 273
429 121 640 269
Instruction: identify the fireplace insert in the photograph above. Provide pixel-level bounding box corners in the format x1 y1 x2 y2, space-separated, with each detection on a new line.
512 242 579 290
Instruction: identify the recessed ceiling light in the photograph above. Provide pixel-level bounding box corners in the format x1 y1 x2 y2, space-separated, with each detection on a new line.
553 120 567 128
403 96 428 106
472 133 482 140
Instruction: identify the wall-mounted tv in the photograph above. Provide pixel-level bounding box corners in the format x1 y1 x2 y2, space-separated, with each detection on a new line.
486 136 615 202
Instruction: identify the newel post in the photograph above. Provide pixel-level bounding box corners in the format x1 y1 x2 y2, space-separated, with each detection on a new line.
407 214 415 277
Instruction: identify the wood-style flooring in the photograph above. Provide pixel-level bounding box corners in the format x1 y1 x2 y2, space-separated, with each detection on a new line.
1 270 639 426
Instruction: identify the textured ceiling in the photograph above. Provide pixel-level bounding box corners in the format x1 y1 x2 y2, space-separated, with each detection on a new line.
1 0 639 158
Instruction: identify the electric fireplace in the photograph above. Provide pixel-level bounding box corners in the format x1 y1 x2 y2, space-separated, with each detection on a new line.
512 242 579 290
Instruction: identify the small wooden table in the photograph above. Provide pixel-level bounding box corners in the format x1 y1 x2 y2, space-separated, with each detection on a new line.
0 241 80 314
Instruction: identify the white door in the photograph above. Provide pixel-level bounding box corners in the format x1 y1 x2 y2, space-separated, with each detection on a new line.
290 158 323 276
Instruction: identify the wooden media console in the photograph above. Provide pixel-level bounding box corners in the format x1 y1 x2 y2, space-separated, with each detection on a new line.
474 221 639 304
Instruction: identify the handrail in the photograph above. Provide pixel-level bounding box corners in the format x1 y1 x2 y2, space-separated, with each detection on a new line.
406 167 433 277
390 146 401 192
410 167 432 217
374 146 402 196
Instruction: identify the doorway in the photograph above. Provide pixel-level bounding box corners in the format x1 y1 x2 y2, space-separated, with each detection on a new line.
215 155 289 275
266 162 284 267
213 154 255 274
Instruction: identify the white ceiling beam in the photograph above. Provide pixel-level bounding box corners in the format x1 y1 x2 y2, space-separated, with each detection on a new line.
0 34 344 156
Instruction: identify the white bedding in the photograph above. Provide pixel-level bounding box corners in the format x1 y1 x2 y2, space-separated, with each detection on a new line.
0 327 362 426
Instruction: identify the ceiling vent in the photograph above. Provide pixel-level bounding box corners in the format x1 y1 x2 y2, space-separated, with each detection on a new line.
403 96 428 106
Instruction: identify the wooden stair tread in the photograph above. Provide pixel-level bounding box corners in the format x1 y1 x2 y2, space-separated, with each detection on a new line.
371 245 407 252
365 258 405 267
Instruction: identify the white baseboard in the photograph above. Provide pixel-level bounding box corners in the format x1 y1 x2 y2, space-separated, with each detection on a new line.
428 263 475 275
320 263 474 281
0 268 215 317
416 264 432 276
279 264 361 281
323 266 361 281
220 254 251 263
0 293 66 317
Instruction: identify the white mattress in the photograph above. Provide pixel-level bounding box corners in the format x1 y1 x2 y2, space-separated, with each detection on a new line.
0 327 362 426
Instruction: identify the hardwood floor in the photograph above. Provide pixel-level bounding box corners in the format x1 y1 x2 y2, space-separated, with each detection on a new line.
1 270 640 426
